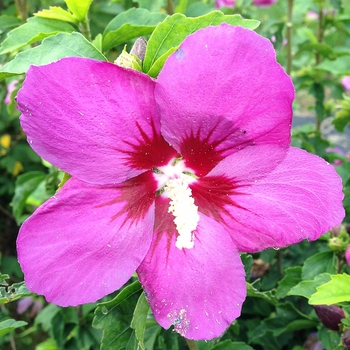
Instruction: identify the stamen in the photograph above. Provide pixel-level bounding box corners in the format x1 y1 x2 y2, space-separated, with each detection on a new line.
164 173 199 249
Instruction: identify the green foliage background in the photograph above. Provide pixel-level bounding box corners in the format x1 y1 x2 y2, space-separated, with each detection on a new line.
1 0 350 349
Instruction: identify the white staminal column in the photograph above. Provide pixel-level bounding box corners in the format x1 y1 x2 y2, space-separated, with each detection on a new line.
164 173 199 250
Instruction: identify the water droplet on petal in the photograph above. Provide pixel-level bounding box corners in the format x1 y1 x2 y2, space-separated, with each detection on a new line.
173 318 182 325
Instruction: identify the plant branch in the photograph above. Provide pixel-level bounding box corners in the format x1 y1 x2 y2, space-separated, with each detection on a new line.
315 1 325 131
286 0 294 76
166 0 175 15
14 0 27 22
79 18 92 41
185 338 198 350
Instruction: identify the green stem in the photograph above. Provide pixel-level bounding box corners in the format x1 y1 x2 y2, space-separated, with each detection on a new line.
185 339 198 350
286 0 294 76
15 0 27 22
315 3 324 66
166 0 175 15
277 250 283 275
315 2 325 131
79 17 92 41
337 252 344 274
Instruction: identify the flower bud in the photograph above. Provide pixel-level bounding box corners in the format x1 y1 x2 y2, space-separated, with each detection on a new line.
330 224 343 237
115 46 142 71
130 37 147 62
346 225 350 235
250 258 270 279
342 329 350 349
342 76 350 92
215 0 235 8
328 236 344 252
345 245 350 266
253 0 277 6
314 305 345 331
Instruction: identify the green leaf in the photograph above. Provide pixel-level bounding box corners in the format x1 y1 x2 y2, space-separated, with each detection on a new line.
92 33 103 52
175 0 189 14
35 338 58 350
318 325 341 350
34 6 78 24
311 82 325 123
211 340 254 349
93 281 143 350
309 274 350 305
12 171 47 225
0 274 10 285
64 0 93 22
287 273 332 299
241 253 253 280
301 251 337 280
249 302 317 344
0 281 33 304
0 32 107 80
185 2 214 16
333 94 350 132
144 323 161 349
276 266 302 299
102 8 166 52
143 11 260 77
130 292 149 350
246 283 278 306
0 17 75 55
0 15 22 30
125 330 138 350
0 319 27 337
146 46 177 77
282 319 319 333
317 55 350 75
135 0 166 12
298 43 335 59
35 304 61 332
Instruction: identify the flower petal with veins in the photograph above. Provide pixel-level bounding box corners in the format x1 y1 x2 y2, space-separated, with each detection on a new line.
138 205 246 340
156 24 294 175
18 58 174 185
18 176 155 306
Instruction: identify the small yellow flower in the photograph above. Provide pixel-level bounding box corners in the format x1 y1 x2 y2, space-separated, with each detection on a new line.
0 134 11 155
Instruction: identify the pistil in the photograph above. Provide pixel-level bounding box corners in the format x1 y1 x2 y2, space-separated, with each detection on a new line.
164 173 199 249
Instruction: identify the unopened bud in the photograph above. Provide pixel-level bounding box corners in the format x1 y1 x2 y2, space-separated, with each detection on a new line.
345 245 350 266
342 329 350 349
330 224 342 237
130 37 147 61
346 225 350 235
314 305 345 331
115 46 143 71
328 236 344 252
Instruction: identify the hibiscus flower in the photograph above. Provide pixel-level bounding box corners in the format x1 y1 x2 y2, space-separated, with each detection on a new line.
16 24 344 340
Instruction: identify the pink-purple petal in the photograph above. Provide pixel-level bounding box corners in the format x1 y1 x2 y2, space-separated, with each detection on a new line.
137 212 246 340
156 24 294 174
345 245 350 266
17 177 155 306
208 146 345 252
17 57 170 185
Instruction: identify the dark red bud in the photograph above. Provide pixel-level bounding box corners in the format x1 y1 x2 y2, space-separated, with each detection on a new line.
314 305 345 331
346 225 350 235
343 329 350 349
